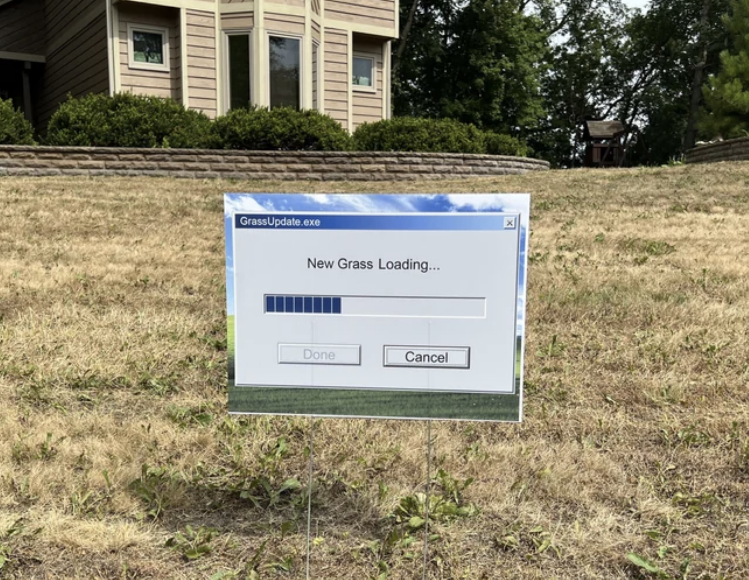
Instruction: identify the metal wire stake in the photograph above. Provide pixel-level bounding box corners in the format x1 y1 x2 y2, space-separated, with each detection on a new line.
423 419 432 580
306 416 315 580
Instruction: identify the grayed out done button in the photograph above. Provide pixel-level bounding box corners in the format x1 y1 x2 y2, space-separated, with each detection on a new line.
278 344 361 365
383 346 470 369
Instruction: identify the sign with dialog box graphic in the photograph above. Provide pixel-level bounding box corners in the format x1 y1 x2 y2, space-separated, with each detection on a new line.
224 193 529 421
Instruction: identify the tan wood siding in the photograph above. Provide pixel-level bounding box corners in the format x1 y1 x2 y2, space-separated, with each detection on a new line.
266 0 305 9
44 0 103 45
36 13 108 128
312 42 318 110
222 13 254 29
323 28 347 127
171 19 183 102
264 13 305 36
311 21 320 42
0 0 44 55
118 4 181 101
186 9 217 118
325 0 395 29
222 0 251 3
352 36 384 128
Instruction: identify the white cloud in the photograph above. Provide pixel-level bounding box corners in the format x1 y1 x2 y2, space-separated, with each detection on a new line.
223 195 267 216
305 194 421 213
444 193 529 212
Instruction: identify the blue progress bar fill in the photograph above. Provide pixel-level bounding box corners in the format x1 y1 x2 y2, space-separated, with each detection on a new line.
267 295 343 314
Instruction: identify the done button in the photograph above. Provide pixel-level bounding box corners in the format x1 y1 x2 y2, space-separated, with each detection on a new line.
383 346 470 369
278 343 361 366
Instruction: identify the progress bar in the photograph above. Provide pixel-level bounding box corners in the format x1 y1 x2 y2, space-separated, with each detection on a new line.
264 295 486 318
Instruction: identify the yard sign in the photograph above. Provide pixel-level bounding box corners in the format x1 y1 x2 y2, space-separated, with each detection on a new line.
225 193 529 421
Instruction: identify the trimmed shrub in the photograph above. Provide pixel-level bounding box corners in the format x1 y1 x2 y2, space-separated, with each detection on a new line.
352 117 485 154
483 132 530 157
46 93 216 148
213 106 352 151
0 98 35 145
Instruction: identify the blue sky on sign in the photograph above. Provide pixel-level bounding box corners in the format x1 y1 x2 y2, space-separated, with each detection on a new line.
223 193 529 335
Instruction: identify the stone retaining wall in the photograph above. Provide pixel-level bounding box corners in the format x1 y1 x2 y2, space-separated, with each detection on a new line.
0 146 549 180
686 137 749 164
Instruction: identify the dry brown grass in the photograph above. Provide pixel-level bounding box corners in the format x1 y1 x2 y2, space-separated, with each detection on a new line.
1 163 748 579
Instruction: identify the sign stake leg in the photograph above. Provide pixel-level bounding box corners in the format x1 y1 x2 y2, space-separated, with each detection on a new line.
306 416 315 580
423 419 432 580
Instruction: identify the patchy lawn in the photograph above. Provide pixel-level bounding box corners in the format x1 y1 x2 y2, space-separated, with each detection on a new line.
1 164 748 579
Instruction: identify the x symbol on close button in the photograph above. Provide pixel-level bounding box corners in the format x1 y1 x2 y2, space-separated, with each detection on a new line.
504 217 516 229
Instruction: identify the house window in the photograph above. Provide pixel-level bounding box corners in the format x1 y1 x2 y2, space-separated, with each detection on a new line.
128 25 169 72
352 56 375 91
269 35 300 109
227 33 251 110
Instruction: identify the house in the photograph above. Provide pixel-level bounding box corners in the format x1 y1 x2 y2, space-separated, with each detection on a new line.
583 120 626 168
0 0 397 132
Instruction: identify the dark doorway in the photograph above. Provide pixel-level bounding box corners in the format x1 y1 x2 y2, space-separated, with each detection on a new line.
0 58 43 127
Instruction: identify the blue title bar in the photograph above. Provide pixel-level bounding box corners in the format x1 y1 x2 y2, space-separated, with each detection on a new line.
234 213 517 231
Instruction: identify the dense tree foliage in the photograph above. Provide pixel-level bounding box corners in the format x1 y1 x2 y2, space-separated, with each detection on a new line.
393 0 546 135
699 0 749 139
624 0 730 164
530 0 629 166
393 0 735 166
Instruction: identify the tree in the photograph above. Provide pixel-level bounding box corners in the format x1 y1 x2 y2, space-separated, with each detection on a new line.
699 0 749 139
529 0 630 166
438 0 547 134
391 0 456 118
392 0 547 136
622 0 730 164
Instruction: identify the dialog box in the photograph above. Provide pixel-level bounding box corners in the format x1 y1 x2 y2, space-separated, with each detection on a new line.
228 201 527 399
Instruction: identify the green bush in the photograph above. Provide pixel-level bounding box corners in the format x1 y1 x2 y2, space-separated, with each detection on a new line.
213 106 351 151
46 93 216 148
0 98 35 145
483 132 530 157
352 117 486 154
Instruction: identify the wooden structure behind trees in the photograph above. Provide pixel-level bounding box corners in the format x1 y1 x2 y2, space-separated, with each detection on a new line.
583 120 626 167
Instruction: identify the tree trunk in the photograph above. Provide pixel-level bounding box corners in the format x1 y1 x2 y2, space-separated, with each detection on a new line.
684 0 712 152
393 0 420 73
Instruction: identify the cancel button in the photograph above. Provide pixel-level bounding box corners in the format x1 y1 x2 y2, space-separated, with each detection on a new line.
384 346 470 369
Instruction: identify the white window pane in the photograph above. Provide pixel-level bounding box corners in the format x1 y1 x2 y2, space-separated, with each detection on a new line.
353 57 373 87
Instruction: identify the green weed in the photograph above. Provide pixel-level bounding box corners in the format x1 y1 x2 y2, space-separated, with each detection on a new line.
12 433 62 464
167 404 214 428
129 464 185 520
497 523 562 559
166 525 219 561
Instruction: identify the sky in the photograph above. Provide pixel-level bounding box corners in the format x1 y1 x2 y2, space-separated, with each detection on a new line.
223 193 529 334
623 0 650 10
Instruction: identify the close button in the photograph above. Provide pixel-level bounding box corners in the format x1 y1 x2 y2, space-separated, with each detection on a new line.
383 346 470 369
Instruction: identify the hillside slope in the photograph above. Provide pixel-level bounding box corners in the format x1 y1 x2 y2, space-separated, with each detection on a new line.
1 163 748 579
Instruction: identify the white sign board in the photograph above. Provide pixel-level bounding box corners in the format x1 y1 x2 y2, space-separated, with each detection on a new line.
225 194 529 421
